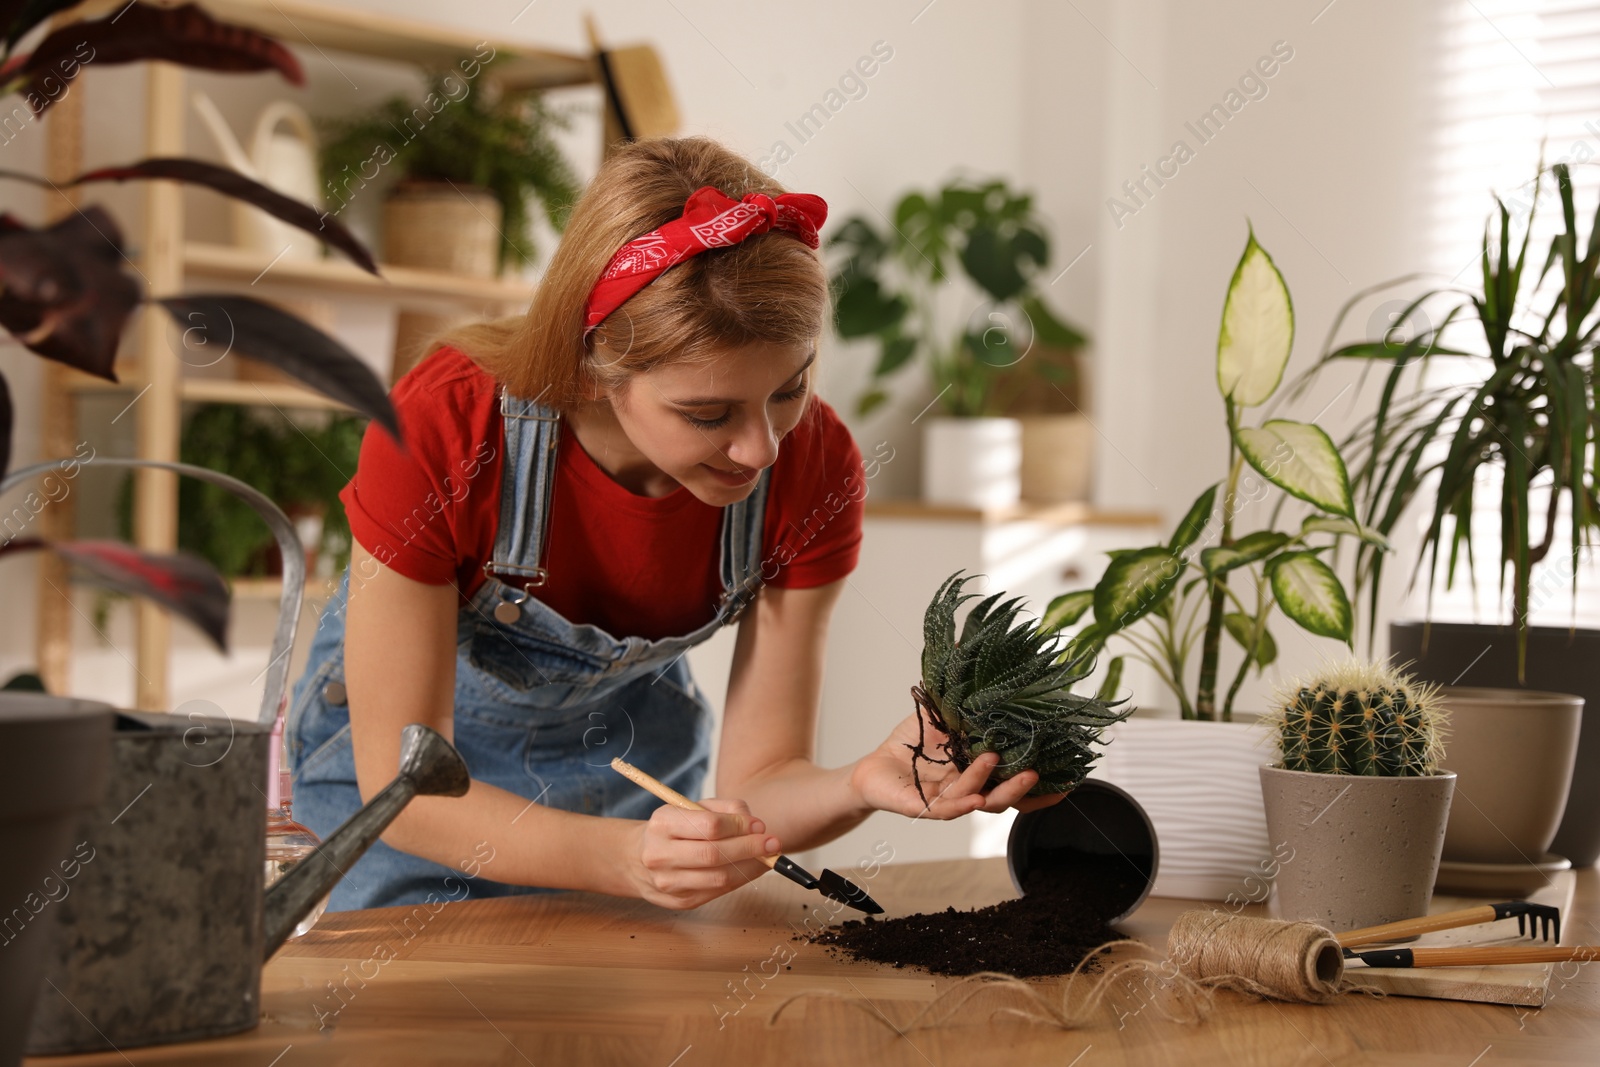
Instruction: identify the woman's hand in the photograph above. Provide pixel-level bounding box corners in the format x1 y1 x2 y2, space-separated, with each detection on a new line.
623 798 783 910
849 712 1071 820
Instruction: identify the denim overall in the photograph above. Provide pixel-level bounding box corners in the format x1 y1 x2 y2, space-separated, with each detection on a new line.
287 389 770 910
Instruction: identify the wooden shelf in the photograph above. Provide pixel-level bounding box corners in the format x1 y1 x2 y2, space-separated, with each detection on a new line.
179 377 353 411
75 0 596 90
865 498 1163 527
184 243 533 308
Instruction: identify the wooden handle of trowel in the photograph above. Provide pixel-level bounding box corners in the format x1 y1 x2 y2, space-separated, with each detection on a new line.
1339 904 1501 948
610 757 778 871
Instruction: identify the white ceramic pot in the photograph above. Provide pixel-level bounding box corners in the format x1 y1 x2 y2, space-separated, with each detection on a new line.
1088 714 1275 900
1020 413 1093 503
921 416 1021 509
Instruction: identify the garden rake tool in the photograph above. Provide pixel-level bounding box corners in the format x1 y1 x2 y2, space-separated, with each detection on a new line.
1339 901 1562 959
610 757 884 914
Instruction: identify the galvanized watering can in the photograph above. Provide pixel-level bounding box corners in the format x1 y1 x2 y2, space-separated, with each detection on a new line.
0 459 469 1055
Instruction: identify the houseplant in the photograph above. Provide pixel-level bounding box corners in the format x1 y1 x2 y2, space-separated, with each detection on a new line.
1305 162 1600 865
1259 660 1455 931
1037 228 1381 899
0 4 400 1059
828 179 1089 509
317 66 581 278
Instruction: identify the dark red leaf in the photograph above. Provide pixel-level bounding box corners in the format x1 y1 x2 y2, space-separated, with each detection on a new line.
157 294 401 442
3 1 85 52
0 370 11 478
74 158 377 275
3 2 303 116
0 205 139 380
51 539 230 652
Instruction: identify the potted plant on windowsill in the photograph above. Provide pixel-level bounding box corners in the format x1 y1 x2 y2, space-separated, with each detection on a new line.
828 179 1089 510
1303 162 1600 867
1038 229 1382 900
1259 661 1454 931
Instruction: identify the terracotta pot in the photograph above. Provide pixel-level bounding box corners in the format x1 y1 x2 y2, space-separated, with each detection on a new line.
1088 714 1275 900
921 416 1021 509
1391 620 1600 866
1260 766 1455 932
1433 686 1583 865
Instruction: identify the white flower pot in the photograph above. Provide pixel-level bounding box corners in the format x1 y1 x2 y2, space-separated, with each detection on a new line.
1088 715 1275 901
921 416 1021 509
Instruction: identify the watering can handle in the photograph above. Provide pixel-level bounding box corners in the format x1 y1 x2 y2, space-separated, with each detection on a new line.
250 100 318 162
0 457 304 728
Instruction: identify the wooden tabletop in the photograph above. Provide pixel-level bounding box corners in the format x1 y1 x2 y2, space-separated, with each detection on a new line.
30 859 1600 1066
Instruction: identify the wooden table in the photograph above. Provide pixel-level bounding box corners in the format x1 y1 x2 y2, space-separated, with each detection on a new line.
30 859 1600 1066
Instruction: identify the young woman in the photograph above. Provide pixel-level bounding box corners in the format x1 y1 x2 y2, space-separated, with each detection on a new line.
287 137 1063 913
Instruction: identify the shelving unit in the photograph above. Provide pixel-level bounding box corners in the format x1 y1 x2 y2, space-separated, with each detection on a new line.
38 0 597 709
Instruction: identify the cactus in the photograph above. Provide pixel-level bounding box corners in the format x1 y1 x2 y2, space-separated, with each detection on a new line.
1270 661 1447 777
912 572 1133 798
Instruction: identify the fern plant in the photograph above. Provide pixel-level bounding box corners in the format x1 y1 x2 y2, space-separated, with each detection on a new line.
910 572 1133 799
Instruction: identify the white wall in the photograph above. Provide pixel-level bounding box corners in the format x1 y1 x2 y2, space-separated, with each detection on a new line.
2 0 1465 817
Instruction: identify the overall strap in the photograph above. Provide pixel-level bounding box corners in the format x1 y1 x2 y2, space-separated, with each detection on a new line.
485 388 561 584
715 467 772 625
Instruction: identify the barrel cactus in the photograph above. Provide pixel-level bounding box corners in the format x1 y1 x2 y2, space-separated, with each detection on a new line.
1269 661 1447 776
911 571 1133 799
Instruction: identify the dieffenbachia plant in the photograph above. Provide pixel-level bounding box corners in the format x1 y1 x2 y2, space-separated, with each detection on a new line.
1040 229 1384 720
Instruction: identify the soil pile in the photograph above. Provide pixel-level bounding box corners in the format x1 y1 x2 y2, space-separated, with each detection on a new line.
809 850 1152 978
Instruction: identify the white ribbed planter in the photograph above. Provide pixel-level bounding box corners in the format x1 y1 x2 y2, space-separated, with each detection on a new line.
922 416 1021 509
1088 715 1274 901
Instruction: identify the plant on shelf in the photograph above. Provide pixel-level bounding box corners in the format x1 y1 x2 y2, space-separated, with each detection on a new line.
1040 229 1386 720
115 405 366 580
1298 162 1600 676
317 66 581 274
0 1 398 645
909 571 1132 800
1258 659 1455 930
828 178 1088 417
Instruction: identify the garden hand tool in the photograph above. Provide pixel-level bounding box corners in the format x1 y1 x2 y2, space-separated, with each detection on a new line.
1351 944 1598 969
610 757 883 914
1338 901 1561 956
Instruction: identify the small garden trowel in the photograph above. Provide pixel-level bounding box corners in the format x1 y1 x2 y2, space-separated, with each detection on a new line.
611 757 883 914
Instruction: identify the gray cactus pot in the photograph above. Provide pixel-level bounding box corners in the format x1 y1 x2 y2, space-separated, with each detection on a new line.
0 693 116 1067
1259 765 1456 932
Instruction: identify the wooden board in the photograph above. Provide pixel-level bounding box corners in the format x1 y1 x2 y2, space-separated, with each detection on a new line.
1351 871 1578 1005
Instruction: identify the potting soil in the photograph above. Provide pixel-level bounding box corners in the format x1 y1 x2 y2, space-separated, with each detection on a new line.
809 850 1152 978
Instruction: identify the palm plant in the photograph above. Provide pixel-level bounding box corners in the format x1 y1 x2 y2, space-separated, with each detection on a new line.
1299 162 1600 676
1040 230 1381 720
910 571 1132 799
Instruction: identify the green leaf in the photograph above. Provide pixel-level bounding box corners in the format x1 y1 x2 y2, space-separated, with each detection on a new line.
1095 656 1125 701
961 223 1030 302
1223 612 1278 668
1093 546 1185 631
856 389 889 417
1267 551 1352 643
1235 419 1354 517
833 274 908 337
1301 514 1390 548
1216 229 1294 407
1041 590 1094 632
874 335 917 376
1169 483 1219 554
1200 530 1288 576
1021 294 1087 350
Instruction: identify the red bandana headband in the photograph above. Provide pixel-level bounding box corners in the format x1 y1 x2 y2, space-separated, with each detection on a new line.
583 185 828 340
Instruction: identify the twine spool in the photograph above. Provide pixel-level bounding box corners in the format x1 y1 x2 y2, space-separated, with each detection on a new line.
1168 910 1346 1004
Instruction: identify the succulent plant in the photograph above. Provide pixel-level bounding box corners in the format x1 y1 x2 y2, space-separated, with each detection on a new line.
911 572 1133 799
1269 661 1447 777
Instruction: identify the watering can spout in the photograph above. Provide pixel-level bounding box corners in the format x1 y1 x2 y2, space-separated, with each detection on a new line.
261 725 469 957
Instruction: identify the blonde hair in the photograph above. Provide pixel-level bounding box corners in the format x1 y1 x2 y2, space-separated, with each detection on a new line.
434 137 830 407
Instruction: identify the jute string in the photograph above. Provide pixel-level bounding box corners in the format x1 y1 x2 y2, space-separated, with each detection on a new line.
768 910 1378 1033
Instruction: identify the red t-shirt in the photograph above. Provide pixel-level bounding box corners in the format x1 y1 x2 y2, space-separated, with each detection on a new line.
339 346 865 641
